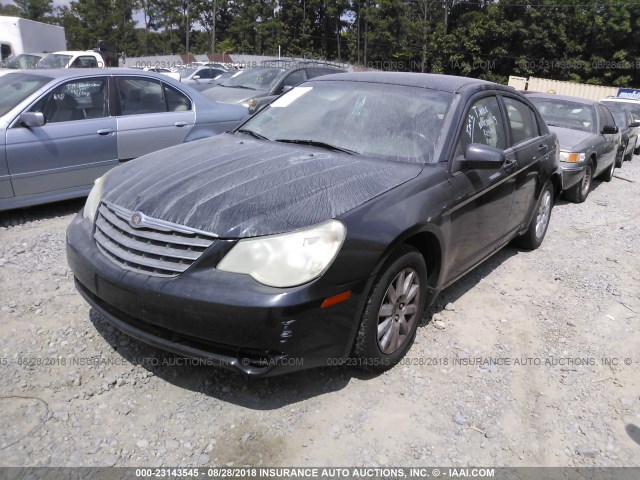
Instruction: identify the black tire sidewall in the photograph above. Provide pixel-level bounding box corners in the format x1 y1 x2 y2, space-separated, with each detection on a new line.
355 247 427 368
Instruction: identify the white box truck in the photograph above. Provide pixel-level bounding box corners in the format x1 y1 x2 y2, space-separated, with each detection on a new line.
0 16 66 64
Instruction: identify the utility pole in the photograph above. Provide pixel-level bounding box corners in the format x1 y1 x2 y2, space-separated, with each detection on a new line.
212 0 217 54
356 0 360 66
185 0 190 55
443 0 449 36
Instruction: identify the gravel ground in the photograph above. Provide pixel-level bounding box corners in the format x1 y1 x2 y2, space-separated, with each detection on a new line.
0 158 639 468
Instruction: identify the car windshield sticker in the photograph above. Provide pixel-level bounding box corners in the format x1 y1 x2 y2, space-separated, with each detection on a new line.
271 86 313 108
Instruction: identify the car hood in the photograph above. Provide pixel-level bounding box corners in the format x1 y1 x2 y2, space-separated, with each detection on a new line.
202 86 266 104
548 126 595 151
102 134 422 238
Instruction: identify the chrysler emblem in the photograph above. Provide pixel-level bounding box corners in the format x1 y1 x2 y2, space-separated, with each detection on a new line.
131 212 143 226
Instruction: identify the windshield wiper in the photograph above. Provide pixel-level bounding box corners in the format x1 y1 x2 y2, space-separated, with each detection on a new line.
274 139 357 155
237 128 270 141
225 84 256 90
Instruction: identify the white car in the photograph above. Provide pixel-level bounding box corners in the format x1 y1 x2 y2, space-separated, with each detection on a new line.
37 51 106 69
601 96 640 154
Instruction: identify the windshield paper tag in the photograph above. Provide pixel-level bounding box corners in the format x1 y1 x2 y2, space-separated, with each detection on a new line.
271 87 313 108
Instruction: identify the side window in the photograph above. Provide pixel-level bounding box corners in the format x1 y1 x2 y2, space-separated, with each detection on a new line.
280 69 307 92
117 77 166 115
196 68 212 79
598 105 615 129
456 96 506 158
1 44 12 61
72 56 99 68
29 77 108 123
165 84 191 111
504 97 538 145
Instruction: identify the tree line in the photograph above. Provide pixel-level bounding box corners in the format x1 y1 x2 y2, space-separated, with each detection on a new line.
2 0 640 87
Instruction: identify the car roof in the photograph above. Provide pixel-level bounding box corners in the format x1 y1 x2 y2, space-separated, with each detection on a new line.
601 97 640 103
526 92 599 105
6 68 165 80
309 72 504 93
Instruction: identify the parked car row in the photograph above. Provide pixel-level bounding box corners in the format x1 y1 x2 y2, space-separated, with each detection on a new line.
526 92 638 203
3 66 636 377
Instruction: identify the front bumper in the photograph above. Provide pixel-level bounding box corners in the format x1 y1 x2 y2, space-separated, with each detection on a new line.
66 214 367 376
559 163 587 190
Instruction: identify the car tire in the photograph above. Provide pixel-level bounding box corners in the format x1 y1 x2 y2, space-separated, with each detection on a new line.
353 245 427 372
513 181 554 251
601 159 615 182
624 149 633 162
563 160 593 203
616 149 624 168
634 145 640 156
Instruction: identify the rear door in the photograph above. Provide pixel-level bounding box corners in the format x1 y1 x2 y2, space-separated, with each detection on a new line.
114 76 195 160
6 75 117 197
501 95 550 236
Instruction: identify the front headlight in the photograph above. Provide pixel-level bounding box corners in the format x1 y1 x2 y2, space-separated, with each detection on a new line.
82 174 106 223
559 151 586 163
217 220 346 288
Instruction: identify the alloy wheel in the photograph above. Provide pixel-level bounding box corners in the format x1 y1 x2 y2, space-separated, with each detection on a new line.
535 189 552 239
377 268 420 354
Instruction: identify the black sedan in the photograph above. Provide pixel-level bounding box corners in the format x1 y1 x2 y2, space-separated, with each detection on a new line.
528 93 621 203
67 73 561 376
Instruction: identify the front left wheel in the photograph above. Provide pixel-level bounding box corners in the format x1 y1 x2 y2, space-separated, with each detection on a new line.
353 245 427 372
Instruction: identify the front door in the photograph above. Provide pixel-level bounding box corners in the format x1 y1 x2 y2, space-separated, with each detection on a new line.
445 95 517 281
6 76 117 197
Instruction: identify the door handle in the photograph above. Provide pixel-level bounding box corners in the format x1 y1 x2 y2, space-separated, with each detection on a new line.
503 159 517 173
96 129 114 135
538 144 548 153
174 121 187 127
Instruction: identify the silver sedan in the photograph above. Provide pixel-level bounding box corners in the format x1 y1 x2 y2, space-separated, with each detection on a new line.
0 68 248 211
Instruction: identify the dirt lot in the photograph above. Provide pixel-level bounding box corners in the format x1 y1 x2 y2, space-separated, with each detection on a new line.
1 158 639 468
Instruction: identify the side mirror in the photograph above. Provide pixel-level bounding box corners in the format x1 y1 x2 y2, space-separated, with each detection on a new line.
460 143 505 169
602 125 619 134
20 111 45 127
282 85 294 93
630 120 640 128
193 75 200 81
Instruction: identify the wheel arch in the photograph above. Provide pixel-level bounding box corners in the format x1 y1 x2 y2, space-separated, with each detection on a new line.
370 225 445 310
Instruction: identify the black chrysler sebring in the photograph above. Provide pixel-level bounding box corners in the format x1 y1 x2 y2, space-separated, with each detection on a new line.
67 72 561 376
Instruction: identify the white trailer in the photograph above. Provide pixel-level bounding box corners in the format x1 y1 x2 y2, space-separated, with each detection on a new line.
0 16 66 62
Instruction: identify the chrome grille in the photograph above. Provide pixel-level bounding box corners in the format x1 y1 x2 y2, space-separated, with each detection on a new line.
94 201 217 277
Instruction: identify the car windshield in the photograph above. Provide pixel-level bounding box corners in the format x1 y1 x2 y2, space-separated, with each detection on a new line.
530 98 595 133
37 54 72 69
602 100 640 121
179 67 197 78
0 73 50 117
6 54 42 69
239 81 453 163
220 68 286 91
